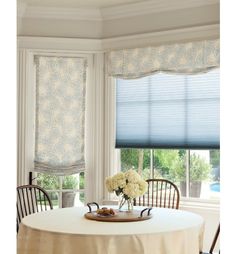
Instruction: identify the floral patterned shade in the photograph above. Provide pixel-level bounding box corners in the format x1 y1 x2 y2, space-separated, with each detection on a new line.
107 39 219 79
34 56 87 175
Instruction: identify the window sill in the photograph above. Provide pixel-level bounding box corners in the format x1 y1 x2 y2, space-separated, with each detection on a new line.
180 197 220 212
103 198 220 212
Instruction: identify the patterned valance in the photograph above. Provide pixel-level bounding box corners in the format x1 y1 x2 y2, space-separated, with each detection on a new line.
107 39 219 79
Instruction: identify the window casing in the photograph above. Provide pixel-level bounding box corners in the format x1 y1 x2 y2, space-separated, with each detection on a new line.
17 50 101 207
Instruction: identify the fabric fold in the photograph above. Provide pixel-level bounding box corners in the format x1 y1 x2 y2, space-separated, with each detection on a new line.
107 39 219 79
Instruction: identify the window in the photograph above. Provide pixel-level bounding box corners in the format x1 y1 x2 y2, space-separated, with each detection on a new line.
33 55 87 207
36 172 85 208
116 69 220 200
120 148 220 199
18 49 103 204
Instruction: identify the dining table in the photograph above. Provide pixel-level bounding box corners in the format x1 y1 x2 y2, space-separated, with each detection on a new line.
17 205 204 254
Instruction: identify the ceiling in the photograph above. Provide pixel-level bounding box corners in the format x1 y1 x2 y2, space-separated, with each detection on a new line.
18 0 147 8
17 0 219 44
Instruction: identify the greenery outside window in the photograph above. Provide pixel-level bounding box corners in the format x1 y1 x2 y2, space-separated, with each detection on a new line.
120 149 220 200
36 172 85 208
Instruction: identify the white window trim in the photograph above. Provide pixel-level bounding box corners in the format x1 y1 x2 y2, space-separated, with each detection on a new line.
17 46 105 205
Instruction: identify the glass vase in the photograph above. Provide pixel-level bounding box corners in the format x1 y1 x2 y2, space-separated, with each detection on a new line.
118 197 133 212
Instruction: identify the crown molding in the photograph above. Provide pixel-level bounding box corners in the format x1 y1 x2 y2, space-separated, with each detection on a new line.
18 0 219 21
102 24 220 50
17 24 219 52
101 0 219 20
19 6 102 21
17 2 27 18
17 36 103 51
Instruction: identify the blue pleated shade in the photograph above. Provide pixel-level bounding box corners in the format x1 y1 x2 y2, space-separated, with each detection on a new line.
116 69 220 149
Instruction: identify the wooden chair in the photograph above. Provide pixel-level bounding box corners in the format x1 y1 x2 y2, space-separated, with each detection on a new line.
17 184 53 232
200 224 220 254
134 179 180 209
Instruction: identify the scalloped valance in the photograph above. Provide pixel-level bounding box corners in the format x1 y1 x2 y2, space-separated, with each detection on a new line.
107 39 219 79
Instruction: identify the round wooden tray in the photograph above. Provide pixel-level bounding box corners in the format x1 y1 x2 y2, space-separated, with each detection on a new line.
84 202 153 222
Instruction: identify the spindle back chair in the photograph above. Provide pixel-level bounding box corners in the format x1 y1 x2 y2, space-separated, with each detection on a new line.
134 179 180 209
17 184 53 232
200 224 220 254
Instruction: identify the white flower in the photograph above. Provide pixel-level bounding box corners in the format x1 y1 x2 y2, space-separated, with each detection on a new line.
137 180 148 196
111 172 126 190
105 177 114 192
124 169 141 183
105 169 147 199
123 182 140 198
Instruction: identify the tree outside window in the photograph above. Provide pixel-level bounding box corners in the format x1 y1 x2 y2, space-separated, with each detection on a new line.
120 149 220 199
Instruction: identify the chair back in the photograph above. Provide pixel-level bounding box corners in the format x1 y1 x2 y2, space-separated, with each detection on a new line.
209 224 220 254
17 184 53 232
200 224 220 254
134 179 180 209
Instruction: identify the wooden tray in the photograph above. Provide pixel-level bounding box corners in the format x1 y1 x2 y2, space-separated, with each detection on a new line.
84 202 152 222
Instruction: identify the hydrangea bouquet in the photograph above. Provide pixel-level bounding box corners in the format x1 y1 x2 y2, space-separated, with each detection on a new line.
105 169 148 211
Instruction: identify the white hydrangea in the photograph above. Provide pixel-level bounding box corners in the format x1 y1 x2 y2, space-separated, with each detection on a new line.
111 172 126 190
137 179 148 196
123 182 140 198
105 169 147 199
124 169 141 183
105 177 114 192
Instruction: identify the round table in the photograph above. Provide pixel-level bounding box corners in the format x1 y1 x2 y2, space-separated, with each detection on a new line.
17 206 204 254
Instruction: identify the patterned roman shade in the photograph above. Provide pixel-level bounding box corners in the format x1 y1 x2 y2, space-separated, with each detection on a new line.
107 39 219 79
34 56 87 175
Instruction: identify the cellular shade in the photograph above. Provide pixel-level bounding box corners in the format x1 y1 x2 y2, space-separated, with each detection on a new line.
116 69 220 149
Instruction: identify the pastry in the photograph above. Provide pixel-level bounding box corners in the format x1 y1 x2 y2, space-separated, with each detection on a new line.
96 207 115 216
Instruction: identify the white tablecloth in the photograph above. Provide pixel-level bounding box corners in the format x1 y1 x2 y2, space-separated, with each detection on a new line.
17 206 204 254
